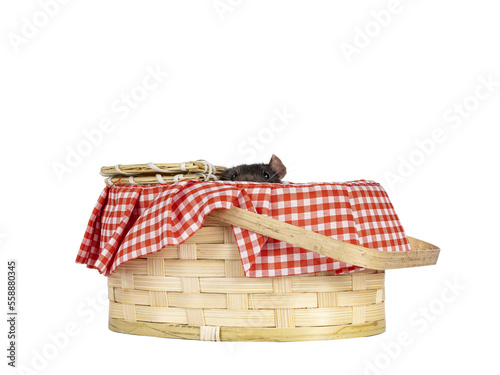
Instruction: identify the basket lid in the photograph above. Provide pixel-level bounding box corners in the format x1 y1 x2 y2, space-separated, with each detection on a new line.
101 160 226 186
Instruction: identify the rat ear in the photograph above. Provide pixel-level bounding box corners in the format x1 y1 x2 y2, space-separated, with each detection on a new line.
269 154 287 179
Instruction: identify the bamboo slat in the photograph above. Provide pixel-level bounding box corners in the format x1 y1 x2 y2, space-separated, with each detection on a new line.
101 162 226 176
101 161 226 186
108 214 390 341
109 318 386 342
104 174 219 186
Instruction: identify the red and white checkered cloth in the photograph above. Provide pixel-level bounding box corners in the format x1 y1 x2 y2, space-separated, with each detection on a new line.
76 180 411 277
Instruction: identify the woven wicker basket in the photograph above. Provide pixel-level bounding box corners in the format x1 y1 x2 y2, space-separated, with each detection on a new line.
107 207 439 342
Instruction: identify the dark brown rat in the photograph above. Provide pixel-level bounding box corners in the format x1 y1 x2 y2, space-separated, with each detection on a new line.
220 154 287 183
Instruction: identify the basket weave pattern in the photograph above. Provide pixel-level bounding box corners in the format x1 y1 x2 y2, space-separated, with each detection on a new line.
108 215 386 341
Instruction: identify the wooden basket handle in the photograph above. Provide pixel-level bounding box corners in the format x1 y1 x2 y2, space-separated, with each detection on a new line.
209 206 440 271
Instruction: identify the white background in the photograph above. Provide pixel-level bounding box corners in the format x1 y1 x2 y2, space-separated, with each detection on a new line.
1 1 499 374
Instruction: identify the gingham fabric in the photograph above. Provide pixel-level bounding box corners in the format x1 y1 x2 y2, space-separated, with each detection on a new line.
76 180 411 277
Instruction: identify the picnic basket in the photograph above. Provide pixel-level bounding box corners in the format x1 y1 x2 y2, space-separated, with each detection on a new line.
106 198 440 341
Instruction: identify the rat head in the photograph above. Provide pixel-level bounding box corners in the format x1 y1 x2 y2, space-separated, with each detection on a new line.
220 154 287 183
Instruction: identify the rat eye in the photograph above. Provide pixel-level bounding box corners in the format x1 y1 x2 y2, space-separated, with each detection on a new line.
263 172 270 179
231 173 237 180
